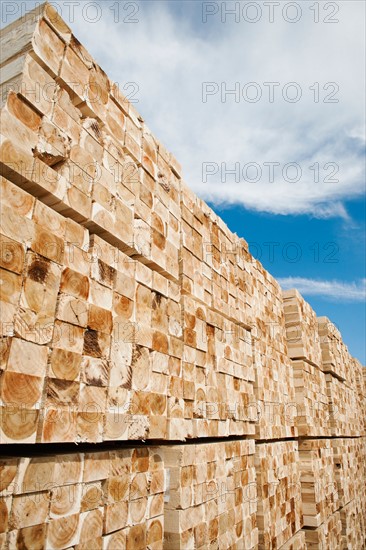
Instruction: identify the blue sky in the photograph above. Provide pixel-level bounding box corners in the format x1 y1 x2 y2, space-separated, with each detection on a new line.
2 1 365 361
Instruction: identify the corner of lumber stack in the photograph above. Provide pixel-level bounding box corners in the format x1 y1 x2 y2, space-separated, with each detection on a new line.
0 3 365 549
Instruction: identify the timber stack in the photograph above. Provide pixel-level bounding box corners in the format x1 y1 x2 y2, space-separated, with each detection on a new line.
0 4 365 549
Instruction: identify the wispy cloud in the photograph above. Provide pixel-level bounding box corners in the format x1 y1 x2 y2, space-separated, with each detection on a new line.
278 277 366 302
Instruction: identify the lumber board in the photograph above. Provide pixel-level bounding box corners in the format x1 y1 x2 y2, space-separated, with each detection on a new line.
278 530 306 550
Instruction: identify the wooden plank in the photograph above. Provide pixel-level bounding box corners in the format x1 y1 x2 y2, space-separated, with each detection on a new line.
279 531 306 550
1 11 65 77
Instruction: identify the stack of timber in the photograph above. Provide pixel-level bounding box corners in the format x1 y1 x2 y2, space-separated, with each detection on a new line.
0 1 300 444
0 4 366 549
282 289 322 368
291 360 330 437
339 498 366 550
254 441 303 549
332 438 366 549
0 177 184 443
181 190 298 441
301 511 342 550
282 291 330 437
179 295 256 440
298 440 338 529
295 438 365 549
251 270 297 441
0 4 181 283
0 177 261 443
0 447 165 550
324 374 361 437
163 440 258 550
317 317 349 382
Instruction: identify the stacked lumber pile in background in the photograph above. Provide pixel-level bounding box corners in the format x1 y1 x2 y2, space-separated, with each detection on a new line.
282 290 366 548
0 4 365 549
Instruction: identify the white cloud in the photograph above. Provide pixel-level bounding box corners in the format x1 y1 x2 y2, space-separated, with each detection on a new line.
67 0 365 218
278 277 366 302
6 1 364 218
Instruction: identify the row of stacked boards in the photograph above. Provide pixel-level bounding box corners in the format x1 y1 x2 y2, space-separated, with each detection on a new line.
0 4 365 549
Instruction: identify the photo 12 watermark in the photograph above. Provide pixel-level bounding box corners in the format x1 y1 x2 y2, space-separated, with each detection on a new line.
202 161 339 184
201 2 340 24
1 1 140 25
1 80 140 106
202 81 339 103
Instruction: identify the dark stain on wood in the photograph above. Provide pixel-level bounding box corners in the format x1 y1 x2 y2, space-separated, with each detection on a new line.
28 257 49 284
84 359 109 387
131 345 143 365
121 365 132 390
98 259 116 287
16 522 47 550
152 292 163 309
46 379 79 406
83 328 102 357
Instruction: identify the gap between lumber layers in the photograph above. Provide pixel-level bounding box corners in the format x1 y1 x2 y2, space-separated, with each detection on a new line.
3 434 361 458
